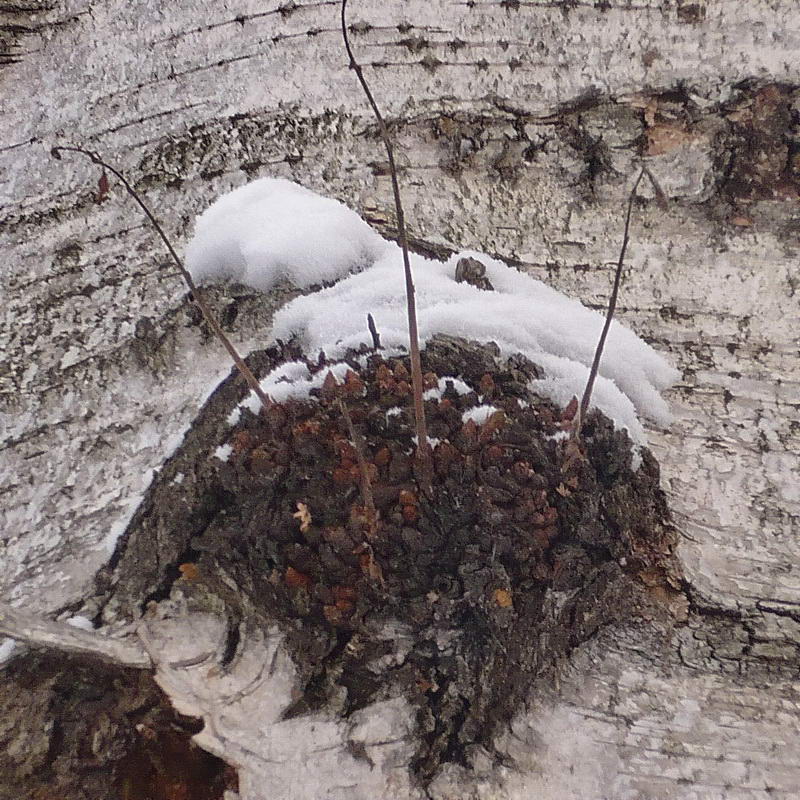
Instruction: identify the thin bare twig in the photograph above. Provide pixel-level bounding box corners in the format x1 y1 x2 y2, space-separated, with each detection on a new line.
338 397 378 535
0 601 151 669
367 312 381 350
51 145 272 410
576 167 647 438
340 1 433 489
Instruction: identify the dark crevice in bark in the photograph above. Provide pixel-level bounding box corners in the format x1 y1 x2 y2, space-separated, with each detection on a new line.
0 651 235 800
679 581 800 678
5 80 798 242
0 3 79 67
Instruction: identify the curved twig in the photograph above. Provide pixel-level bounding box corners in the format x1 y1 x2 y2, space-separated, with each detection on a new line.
51 145 272 409
576 167 647 437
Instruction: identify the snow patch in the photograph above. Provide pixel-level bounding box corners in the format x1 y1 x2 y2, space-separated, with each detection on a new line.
101 495 143 555
462 405 500 425
422 375 472 400
0 638 17 665
412 435 441 448
214 444 233 462
186 177 388 292
270 249 677 442
66 615 95 631
239 361 353 416
186 179 679 444
424 376 473 401
438 376 473 396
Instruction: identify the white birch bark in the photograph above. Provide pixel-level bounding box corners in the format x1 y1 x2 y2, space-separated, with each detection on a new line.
1 1 799 797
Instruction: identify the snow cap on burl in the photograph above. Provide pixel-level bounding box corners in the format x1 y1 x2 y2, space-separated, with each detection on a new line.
185 177 389 292
184 177 679 448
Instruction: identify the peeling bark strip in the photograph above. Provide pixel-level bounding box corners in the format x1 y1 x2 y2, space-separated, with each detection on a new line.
101 336 681 783
0 601 150 668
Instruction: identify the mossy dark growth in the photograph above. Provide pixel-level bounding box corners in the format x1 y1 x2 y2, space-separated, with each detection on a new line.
102 335 681 780
0 651 235 800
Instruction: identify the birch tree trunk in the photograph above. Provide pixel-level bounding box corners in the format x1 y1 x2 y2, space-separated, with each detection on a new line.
1 1 799 798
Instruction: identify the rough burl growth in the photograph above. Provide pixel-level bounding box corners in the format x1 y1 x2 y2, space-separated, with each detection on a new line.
100 335 682 781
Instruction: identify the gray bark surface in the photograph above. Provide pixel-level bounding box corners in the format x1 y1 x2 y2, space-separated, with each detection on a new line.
1 1 799 798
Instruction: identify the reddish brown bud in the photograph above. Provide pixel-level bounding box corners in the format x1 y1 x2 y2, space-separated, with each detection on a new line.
321 370 340 400
178 563 200 581
485 444 505 463
335 599 355 614
332 585 358 603
462 418 478 438
511 460 532 479
562 395 579 421
375 363 395 390
231 430 256 456
292 418 320 436
332 467 354 485
374 446 391 467
479 373 496 396
323 604 344 626
402 505 418 523
393 362 410 381
344 369 365 396
399 489 418 506
250 446 273 473
285 566 312 591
